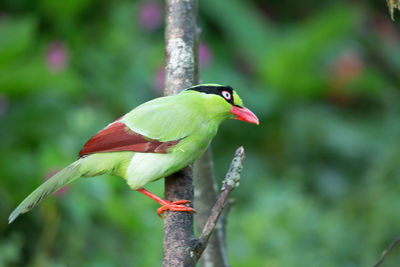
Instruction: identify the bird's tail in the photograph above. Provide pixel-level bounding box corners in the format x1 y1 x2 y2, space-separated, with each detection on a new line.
8 152 131 223
8 159 83 224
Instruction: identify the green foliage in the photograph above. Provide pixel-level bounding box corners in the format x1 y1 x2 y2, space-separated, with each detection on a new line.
1 0 400 266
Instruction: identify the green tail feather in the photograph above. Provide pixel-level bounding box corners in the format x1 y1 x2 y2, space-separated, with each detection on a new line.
8 160 82 224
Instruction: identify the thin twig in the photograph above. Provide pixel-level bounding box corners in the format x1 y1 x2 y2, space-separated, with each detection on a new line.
190 147 245 263
373 236 400 267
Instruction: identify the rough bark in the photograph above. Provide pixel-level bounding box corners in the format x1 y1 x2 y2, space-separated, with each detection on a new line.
162 0 198 266
194 149 230 267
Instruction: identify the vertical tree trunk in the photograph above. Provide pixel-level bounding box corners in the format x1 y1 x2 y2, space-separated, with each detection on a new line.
163 0 198 266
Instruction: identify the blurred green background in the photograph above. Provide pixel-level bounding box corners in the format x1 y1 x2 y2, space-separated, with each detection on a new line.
1 0 400 266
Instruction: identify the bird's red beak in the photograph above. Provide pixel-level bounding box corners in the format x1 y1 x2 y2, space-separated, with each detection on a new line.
230 106 259 125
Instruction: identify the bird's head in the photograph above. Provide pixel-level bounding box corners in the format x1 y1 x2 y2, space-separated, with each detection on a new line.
184 84 259 125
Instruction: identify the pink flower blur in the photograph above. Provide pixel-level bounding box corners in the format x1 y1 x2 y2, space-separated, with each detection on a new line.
46 41 68 72
154 67 165 92
139 2 162 31
329 50 364 88
199 42 213 67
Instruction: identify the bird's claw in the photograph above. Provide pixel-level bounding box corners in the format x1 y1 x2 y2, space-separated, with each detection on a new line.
157 200 197 219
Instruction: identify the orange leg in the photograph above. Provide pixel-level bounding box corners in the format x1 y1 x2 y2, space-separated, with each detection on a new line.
136 188 196 218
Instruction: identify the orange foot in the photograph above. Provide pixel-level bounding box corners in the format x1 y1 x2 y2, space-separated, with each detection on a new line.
157 200 196 219
136 188 197 219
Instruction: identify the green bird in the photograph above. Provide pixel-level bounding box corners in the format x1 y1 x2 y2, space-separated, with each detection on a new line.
9 84 258 223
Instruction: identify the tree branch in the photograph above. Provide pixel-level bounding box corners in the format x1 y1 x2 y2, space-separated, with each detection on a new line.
194 149 230 267
373 236 400 267
163 0 198 266
191 147 245 263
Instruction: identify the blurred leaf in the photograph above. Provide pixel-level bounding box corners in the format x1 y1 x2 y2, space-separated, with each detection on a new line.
260 5 362 97
201 0 275 62
0 16 37 65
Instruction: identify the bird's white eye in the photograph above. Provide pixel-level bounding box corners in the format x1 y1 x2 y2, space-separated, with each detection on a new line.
221 90 232 100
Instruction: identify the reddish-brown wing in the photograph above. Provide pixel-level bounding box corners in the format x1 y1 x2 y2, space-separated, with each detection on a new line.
79 121 180 157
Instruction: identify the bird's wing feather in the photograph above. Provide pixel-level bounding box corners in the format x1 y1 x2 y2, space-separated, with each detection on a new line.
80 93 204 157
79 120 181 157
121 94 203 142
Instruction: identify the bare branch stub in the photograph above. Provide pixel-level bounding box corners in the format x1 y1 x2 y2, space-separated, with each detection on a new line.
162 0 198 266
191 146 245 263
